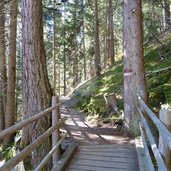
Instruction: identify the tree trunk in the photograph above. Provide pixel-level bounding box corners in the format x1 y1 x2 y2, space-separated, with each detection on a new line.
0 0 7 134
104 93 119 116
104 0 109 68
108 0 115 66
22 0 52 169
58 61 61 97
0 80 4 136
82 0 86 80
53 5 57 96
73 0 78 87
4 0 18 146
94 0 101 76
63 38 66 96
123 0 147 137
73 43 78 87
162 0 170 31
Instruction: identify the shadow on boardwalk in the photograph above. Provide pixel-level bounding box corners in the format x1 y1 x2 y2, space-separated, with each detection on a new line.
60 98 140 171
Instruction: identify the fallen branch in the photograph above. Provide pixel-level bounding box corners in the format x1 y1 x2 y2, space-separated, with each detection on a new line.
146 66 171 77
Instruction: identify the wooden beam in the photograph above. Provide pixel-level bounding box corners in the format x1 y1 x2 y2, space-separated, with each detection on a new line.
52 96 61 163
137 95 171 150
158 110 171 171
35 134 67 171
139 125 155 171
138 108 167 171
0 117 66 171
0 103 60 139
51 141 78 171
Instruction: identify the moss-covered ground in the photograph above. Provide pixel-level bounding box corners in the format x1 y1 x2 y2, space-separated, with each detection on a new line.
71 31 171 120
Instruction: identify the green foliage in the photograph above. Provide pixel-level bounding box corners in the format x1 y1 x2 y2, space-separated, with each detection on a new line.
145 32 171 108
74 64 123 116
0 144 16 161
74 31 171 116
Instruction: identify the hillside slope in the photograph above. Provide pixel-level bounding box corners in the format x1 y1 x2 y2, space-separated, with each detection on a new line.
71 31 171 117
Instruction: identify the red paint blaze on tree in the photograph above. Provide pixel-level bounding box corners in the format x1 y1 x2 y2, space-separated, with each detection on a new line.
124 67 133 73
123 0 147 137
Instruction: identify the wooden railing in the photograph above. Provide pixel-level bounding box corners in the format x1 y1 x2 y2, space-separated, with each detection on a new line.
137 94 171 171
0 96 67 171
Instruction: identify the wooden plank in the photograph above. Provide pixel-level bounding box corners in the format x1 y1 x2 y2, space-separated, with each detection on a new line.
68 165 135 171
68 169 93 171
0 103 61 139
158 110 171 171
138 95 171 150
140 127 155 171
69 159 139 169
76 151 137 159
135 133 154 171
51 141 78 171
80 144 135 149
80 148 136 153
73 154 138 163
139 108 167 171
80 144 134 149
0 117 66 171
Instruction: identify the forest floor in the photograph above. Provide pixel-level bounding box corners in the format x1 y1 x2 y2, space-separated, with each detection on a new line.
60 97 140 171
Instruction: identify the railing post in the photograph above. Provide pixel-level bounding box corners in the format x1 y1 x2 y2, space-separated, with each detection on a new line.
158 109 171 171
52 96 61 164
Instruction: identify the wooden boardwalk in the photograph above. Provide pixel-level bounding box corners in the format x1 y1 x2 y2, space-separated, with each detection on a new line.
61 102 140 171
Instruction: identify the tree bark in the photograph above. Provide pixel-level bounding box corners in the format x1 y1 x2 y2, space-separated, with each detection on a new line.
104 0 109 68
22 0 52 169
4 0 18 146
0 0 7 134
108 0 115 65
73 0 79 87
104 93 119 116
82 0 86 80
94 0 101 76
123 0 147 137
53 4 57 96
162 0 170 31
63 37 66 96
58 61 61 97
0 80 4 140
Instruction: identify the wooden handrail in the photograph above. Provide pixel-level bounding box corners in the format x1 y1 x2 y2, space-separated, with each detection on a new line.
0 117 66 171
35 133 67 171
137 94 171 149
139 123 155 171
0 103 60 139
138 108 167 171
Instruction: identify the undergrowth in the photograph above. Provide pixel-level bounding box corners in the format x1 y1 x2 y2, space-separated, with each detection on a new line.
71 31 171 119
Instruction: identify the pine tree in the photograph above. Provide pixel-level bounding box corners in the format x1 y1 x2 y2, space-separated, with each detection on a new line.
4 0 18 146
108 0 115 65
22 0 52 169
94 0 101 76
0 0 7 135
123 0 147 136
